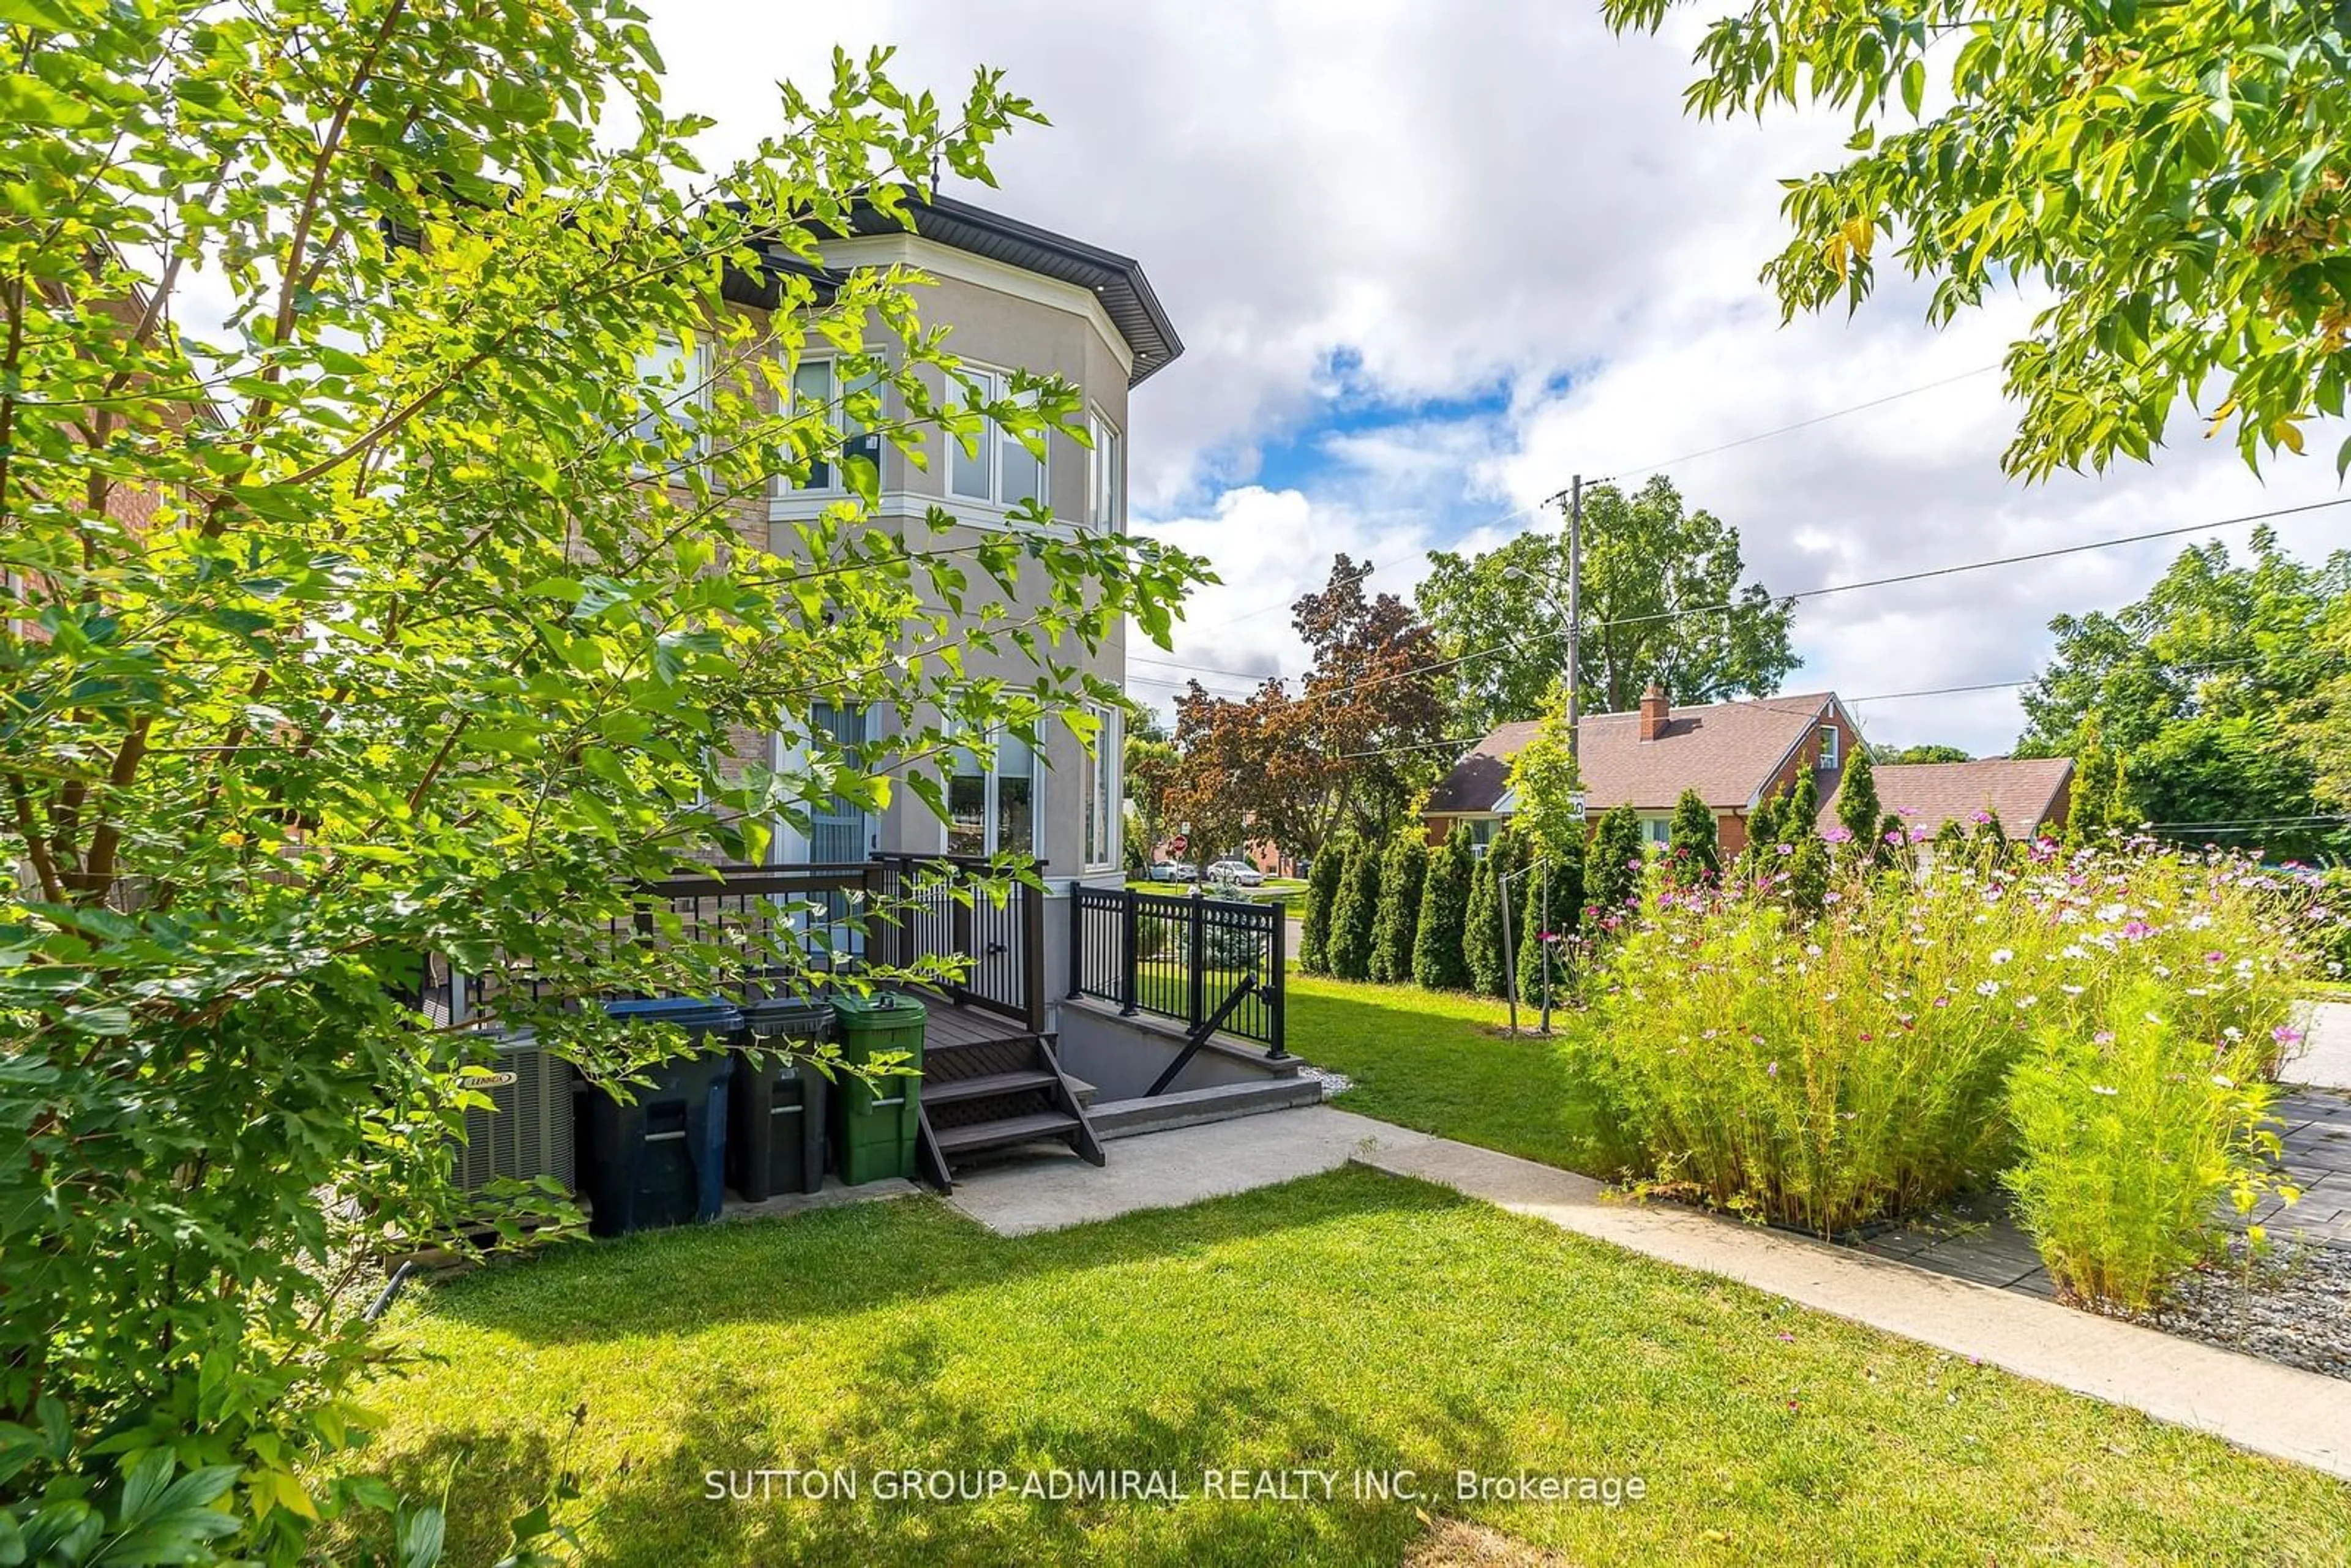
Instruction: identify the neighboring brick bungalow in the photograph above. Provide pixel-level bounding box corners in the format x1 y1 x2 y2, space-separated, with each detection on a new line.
1852 757 2076 840
1424 686 1865 855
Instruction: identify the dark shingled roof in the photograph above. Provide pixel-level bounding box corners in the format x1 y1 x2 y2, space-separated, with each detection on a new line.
1858 758 2077 836
841 190 1182 387
1427 694 1839 816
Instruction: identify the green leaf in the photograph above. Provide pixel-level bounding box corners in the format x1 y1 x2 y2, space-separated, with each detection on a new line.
118 1448 176 1527
0 0 77 29
398 1502 447 1568
1899 59 1924 119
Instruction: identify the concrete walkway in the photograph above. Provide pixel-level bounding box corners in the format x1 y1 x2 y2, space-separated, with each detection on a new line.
2292 1000 2351 1091
1354 1136 2351 1481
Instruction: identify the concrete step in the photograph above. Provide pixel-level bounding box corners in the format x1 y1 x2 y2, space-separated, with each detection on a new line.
1088 1076 1326 1141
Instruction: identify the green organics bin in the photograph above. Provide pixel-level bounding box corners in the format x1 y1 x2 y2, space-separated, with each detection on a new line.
830 992 926 1185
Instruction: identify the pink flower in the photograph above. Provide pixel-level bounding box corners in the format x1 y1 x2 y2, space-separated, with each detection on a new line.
2121 920 2153 939
2202 950 2225 964
1971 810 1992 824
2274 1025 2304 1046
1766 1060 1779 1077
1824 826 1854 844
1775 842 1794 857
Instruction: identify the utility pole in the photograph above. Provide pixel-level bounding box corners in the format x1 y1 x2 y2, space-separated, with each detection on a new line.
1564 475 1583 765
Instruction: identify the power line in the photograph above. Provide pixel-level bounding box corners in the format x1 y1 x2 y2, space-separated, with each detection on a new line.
2142 815 2351 830
1257 649 2351 769
1592 365 2001 486
1135 494 2351 702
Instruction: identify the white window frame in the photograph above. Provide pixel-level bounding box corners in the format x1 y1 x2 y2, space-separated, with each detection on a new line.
948 364 1047 512
778 354 882 498
631 336 708 472
1082 705 1120 871
944 729 1043 860
1818 725 1840 770
1086 408 1123 531
1640 815 1673 849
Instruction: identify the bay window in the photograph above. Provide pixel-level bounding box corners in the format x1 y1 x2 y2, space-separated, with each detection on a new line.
1081 704 1120 870
631 337 706 459
1087 410 1123 530
946 730 1038 860
949 367 1045 509
781 357 880 494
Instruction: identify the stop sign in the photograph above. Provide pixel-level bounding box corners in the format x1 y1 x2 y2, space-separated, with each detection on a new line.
1171 834 1188 855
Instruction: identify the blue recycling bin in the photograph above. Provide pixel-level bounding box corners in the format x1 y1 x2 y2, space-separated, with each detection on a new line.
583 998 740 1237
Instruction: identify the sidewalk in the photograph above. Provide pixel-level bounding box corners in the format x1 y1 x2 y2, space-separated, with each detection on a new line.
1353 1135 2351 1481
2292 1000 2351 1091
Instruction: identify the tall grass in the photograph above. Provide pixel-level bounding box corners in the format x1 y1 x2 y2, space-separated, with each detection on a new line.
1565 840 2314 1239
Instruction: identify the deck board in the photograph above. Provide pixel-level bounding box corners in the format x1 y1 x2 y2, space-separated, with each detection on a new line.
885 989 1037 1049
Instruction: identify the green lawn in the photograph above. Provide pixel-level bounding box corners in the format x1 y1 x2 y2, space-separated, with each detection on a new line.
1284 972 1609 1170
359 1168 2351 1565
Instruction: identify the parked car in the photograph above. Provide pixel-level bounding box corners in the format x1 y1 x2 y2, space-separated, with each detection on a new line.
1205 860 1265 887
1148 861 1198 882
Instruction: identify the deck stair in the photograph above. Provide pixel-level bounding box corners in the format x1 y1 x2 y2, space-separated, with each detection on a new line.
911 1005 1103 1190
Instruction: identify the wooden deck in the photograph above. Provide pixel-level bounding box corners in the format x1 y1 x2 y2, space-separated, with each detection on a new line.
892 990 1040 1050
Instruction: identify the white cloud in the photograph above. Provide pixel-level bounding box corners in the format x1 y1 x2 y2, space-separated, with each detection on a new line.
644 0 2350 756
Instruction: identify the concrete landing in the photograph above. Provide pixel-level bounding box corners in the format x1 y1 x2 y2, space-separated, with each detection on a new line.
1354 1136 2351 1482
944 1106 1430 1237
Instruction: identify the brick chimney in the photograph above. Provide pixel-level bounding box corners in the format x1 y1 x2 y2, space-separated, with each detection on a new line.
1638 683 1670 741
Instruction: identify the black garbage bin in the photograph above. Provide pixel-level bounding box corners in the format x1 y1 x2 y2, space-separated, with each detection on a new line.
727 994 833 1201
581 997 739 1237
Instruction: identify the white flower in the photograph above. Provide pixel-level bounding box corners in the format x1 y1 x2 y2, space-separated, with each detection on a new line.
2091 1085 2119 1097
1990 948 2014 966
2223 1026 2243 1041
2212 1075 2237 1090
1976 980 2001 996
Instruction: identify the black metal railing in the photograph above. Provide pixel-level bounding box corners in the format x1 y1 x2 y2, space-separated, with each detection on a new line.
454 857 1045 1035
870 853 1046 1034
1068 885 1286 1056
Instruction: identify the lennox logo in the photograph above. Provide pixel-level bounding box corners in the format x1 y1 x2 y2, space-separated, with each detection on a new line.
459 1070 519 1090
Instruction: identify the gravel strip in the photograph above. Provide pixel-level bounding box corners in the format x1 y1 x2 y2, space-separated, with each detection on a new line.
1296 1063 1354 1099
2132 1237 2351 1381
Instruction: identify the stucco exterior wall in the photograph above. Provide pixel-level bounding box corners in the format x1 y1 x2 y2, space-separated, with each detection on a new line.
704 238 1137 886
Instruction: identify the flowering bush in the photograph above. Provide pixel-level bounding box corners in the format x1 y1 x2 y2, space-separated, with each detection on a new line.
1567 839 2314 1237
2005 982 2289 1311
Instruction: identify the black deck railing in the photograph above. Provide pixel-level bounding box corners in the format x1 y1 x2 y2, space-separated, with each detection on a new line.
452 857 1046 1035
1068 885 1286 1056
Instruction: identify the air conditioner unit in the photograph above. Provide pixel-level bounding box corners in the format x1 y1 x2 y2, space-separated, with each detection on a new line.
453 1035 577 1195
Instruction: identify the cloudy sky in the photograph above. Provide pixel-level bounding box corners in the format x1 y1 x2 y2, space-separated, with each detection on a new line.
651 0 2349 757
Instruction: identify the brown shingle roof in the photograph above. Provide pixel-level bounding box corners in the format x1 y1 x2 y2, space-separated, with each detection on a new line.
1427 694 1837 816
1860 758 2076 836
